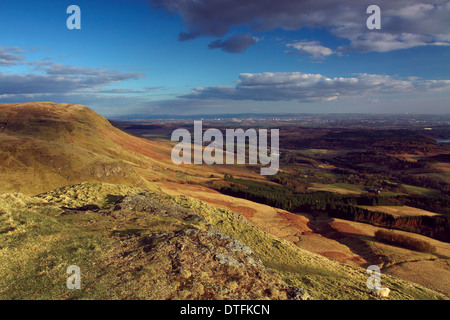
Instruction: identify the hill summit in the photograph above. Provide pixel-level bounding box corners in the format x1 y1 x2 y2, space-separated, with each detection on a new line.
0 102 172 195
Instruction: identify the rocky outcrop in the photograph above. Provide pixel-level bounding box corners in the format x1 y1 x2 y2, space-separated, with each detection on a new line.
108 225 309 300
103 192 310 300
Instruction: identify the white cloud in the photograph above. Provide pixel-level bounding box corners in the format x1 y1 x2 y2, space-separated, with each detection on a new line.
0 61 145 95
338 32 450 53
286 41 333 59
181 72 450 102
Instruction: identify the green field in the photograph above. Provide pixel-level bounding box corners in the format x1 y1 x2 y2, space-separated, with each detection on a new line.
401 184 440 196
309 183 366 194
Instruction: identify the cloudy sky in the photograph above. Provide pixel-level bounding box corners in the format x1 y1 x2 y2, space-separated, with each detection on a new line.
1 0 449 116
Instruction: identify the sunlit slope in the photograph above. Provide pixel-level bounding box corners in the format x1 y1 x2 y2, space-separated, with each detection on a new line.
0 103 161 194
0 183 303 300
0 102 263 195
157 181 450 297
1 182 445 300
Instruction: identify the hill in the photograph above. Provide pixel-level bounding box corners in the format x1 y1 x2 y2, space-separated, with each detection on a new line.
0 102 261 195
0 102 160 194
0 182 446 300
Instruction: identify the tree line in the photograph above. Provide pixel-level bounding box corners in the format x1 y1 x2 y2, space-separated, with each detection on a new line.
212 176 449 242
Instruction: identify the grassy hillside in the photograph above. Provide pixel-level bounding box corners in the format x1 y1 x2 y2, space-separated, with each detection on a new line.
172 193 448 300
0 102 265 195
0 183 446 300
1 183 301 300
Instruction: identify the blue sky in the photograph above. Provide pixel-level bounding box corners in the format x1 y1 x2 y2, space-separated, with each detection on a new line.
0 0 449 116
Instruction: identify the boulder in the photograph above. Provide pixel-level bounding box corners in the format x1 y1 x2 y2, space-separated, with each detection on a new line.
371 287 390 298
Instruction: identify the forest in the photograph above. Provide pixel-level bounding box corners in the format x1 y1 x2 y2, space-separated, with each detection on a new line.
210 176 450 242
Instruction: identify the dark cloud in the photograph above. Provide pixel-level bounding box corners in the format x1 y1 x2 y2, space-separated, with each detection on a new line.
208 33 256 53
178 31 197 42
151 0 450 53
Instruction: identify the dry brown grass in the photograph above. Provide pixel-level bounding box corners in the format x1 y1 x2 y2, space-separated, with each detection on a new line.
157 181 450 298
157 182 374 267
330 218 450 297
0 103 264 196
375 229 437 253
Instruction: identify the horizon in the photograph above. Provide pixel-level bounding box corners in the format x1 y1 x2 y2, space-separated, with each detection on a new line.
1 1 449 116
109 111 450 120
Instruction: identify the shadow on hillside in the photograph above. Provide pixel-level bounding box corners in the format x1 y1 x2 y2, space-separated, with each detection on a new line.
306 215 388 268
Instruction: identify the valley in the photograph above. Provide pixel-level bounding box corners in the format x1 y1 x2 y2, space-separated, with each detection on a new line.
116 113 450 297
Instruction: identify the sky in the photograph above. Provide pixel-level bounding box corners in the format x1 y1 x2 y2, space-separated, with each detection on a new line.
0 0 449 117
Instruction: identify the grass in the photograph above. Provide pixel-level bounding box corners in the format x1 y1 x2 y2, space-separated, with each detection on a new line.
296 149 337 157
35 182 145 208
0 193 114 299
401 184 440 197
375 229 436 254
0 102 242 196
0 186 216 299
172 193 447 300
0 183 448 300
1 103 447 299
309 183 365 195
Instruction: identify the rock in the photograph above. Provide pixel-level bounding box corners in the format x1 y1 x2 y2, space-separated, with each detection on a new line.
285 286 311 300
215 253 244 267
371 287 390 298
183 214 207 224
114 193 191 219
